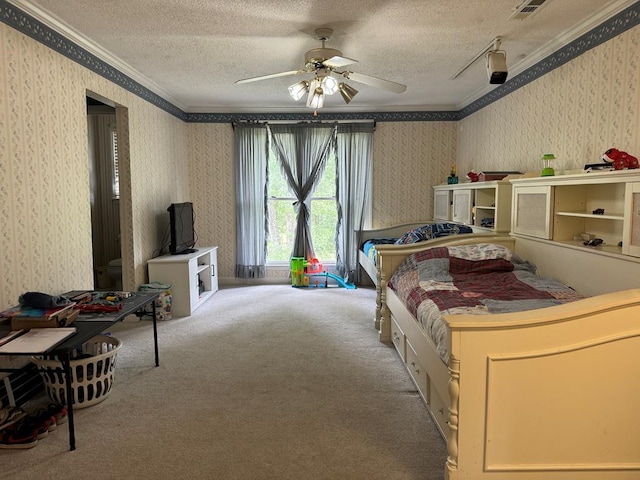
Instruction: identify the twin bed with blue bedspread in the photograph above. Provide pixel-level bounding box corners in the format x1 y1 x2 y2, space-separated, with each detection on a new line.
357 222 477 330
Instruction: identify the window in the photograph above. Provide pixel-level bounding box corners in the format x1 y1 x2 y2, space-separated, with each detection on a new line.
111 129 120 199
266 150 337 263
234 121 372 283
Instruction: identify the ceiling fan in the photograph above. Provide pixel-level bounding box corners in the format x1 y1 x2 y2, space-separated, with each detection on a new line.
235 28 407 108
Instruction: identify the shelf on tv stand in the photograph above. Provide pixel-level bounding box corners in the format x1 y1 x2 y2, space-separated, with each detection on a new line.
147 246 218 317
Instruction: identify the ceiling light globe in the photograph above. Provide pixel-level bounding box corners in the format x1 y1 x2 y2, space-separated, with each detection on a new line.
321 75 338 95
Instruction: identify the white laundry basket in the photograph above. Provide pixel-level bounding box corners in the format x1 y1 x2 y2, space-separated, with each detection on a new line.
31 335 122 409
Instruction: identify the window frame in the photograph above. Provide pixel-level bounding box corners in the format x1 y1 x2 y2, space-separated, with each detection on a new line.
266 152 337 265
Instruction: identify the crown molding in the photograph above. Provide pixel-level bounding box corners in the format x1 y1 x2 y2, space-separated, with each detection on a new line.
5 0 187 112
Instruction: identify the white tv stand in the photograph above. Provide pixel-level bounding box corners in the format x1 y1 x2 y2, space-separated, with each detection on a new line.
147 246 218 317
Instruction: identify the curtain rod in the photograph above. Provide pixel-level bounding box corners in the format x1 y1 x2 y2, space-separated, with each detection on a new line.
232 119 374 125
452 36 502 80
232 119 376 130
266 119 375 124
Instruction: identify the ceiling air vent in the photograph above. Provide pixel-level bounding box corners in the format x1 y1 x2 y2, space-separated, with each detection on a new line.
508 0 550 20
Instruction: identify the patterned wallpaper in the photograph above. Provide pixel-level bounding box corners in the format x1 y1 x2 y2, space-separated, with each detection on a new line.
119 98 188 288
0 22 189 309
372 122 457 227
187 123 236 279
458 25 640 176
0 23 92 309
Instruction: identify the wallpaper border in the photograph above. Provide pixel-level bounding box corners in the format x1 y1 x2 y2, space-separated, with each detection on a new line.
184 110 458 123
1 0 639 123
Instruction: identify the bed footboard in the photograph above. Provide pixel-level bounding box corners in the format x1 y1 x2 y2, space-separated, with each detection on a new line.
381 234 640 478
388 285 640 479
444 289 640 479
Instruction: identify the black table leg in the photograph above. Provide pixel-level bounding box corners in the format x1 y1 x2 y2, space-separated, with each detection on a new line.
152 302 159 367
60 353 76 451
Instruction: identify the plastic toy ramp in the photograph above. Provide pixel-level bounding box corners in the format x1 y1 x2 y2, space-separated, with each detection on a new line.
303 272 356 289
326 273 356 290
323 272 356 289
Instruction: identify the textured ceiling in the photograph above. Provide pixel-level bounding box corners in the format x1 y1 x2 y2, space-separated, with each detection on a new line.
13 0 637 113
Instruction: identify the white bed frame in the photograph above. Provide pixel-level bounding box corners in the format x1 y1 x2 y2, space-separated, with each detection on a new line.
377 235 640 480
357 222 490 330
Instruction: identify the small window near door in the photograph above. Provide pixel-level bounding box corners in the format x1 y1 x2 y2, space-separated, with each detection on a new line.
111 129 119 199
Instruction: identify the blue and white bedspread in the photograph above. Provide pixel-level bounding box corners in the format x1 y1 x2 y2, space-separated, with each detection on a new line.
361 223 474 265
362 238 396 263
388 243 584 364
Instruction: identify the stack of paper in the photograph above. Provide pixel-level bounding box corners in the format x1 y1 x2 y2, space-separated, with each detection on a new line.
0 327 77 353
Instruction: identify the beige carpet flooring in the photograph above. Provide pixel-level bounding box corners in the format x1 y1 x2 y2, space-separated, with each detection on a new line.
0 285 447 480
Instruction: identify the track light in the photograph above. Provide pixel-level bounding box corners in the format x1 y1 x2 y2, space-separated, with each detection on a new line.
338 82 358 104
487 51 508 84
452 36 508 85
288 80 309 101
486 38 508 84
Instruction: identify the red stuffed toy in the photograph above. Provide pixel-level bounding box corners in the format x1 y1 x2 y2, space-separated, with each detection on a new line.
602 148 639 170
466 171 480 182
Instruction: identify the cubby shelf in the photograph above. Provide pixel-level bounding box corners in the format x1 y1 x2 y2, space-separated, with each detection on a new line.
555 211 623 220
510 170 640 260
433 180 514 232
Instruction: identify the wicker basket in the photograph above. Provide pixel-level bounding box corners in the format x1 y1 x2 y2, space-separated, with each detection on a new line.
31 335 122 409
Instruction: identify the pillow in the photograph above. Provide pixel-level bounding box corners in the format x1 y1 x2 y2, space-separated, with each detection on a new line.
447 243 513 261
394 223 473 245
394 227 429 245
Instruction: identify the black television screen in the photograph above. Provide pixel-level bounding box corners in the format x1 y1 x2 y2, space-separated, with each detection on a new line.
168 202 196 255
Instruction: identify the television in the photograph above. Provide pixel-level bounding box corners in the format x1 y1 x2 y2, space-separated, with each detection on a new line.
168 202 196 255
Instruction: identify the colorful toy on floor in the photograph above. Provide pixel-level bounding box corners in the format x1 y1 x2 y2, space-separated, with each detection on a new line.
290 257 356 289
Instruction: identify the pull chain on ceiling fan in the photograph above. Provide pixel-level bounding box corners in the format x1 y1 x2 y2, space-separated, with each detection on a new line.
235 28 407 109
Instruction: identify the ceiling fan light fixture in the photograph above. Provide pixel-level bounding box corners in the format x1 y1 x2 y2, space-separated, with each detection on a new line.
288 80 309 101
338 82 358 104
238 27 406 108
306 86 324 109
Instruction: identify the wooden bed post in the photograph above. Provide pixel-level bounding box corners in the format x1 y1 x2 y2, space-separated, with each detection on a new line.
378 263 392 343
446 353 460 479
374 262 382 331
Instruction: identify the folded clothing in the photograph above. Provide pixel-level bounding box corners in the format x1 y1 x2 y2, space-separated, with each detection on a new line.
18 292 71 309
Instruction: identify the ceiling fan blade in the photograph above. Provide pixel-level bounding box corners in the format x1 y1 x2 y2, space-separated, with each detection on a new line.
235 70 304 85
323 55 358 68
342 71 407 94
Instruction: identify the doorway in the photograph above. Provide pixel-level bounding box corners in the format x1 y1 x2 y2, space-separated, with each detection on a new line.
86 95 122 290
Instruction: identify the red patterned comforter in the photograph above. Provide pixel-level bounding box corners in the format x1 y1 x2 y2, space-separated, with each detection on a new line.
388 244 584 364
